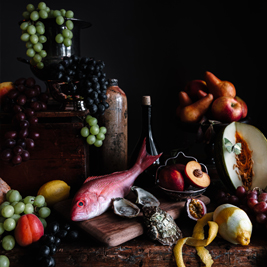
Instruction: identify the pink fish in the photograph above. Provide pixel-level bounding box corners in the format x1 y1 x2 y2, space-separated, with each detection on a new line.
71 138 162 221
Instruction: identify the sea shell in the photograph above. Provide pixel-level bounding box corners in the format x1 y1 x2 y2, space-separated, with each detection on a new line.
112 197 140 218
142 205 183 246
131 186 160 207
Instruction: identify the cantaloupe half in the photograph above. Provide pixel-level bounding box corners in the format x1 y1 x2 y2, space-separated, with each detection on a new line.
215 122 267 192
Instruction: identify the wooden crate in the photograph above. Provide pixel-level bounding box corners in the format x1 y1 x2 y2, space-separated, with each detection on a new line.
0 110 90 197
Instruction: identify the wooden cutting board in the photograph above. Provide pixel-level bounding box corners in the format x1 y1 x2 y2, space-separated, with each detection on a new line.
54 193 210 247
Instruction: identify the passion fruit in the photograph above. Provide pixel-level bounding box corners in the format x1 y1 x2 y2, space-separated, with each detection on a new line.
186 198 207 221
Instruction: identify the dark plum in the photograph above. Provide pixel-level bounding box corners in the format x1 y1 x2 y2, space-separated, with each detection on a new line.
4 139 16 148
21 150 30 161
12 154 22 165
16 94 27 105
4 131 17 139
25 77 36 87
25 138 35 149
1 149 13 161
13 145 23 155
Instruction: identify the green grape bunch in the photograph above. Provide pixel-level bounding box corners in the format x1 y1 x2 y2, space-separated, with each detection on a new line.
20 2 75 69
80 115 107 147
0 188 51 254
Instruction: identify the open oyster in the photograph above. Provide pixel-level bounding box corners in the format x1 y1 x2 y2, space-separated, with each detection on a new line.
142 205 183 246
112 197 140 218
131 186 160 207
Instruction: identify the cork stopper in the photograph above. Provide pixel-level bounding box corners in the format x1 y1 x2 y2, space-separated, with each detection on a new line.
142 96 151 106
108 79 118 86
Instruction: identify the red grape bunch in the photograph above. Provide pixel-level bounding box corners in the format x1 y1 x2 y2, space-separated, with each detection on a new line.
214 186 267 227
0 77 49 165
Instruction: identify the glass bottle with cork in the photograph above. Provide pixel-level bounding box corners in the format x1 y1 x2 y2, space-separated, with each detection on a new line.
129 95 160 189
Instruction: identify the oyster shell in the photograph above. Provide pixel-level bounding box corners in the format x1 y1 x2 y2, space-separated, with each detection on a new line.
131 186 160 207
112 197 140 218
142 205 183 246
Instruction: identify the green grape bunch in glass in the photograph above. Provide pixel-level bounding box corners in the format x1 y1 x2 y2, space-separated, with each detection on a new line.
20 2 75 69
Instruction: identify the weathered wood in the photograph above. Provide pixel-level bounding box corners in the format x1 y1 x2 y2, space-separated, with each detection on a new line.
0 116 89 196
3 217 267 267
54 193 210 247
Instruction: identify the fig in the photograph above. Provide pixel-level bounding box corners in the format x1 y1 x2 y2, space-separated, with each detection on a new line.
186 198 207 221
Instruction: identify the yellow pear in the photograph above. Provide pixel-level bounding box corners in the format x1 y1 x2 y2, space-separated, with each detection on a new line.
213 204 252 245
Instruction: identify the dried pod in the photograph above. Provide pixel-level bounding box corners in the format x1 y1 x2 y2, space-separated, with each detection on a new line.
131 186 160 207
186 198 207 221
112 197 140 218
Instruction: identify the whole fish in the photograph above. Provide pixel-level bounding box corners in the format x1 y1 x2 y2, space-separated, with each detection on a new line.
71 138 162 221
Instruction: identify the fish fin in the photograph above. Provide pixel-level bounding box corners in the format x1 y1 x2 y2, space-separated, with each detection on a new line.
136 138 162 171
84 176 102 184
83 171 122 184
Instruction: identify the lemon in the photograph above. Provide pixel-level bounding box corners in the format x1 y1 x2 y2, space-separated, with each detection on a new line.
37 180 70 206
213 204 252 245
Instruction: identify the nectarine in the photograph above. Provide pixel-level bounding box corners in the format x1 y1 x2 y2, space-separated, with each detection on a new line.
184 161 210 188
158 164 185 191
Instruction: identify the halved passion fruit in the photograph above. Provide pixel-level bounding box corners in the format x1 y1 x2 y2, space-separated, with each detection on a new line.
215 121 267 193
186 198 207 221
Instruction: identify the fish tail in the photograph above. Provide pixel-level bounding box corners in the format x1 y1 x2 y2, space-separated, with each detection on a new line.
135 138 162 171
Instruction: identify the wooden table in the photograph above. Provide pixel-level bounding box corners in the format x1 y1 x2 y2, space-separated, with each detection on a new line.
3 208 267 267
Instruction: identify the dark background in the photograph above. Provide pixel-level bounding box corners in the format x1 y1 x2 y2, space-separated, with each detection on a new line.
1 0 266 157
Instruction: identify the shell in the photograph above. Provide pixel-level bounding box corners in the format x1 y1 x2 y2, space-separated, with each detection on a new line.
131 186 160 207
112 197 140 218
142 205 183 246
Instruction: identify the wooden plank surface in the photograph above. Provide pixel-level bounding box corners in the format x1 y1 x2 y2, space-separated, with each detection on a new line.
54 192 210 247
0 122 89 196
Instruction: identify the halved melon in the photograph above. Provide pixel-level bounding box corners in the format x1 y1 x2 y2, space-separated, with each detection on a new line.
215 122 267 193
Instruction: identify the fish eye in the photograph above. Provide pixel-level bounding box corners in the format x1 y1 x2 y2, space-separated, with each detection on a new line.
77 200 84 207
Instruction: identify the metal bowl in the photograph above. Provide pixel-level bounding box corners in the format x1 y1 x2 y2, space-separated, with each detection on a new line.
46 80 86 111
155 151 209 201
18 18 91 81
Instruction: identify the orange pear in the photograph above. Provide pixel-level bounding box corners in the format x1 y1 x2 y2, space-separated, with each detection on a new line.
184 80 209 101
178 91 192 107
179 94 214 123
204 71 236 99
176 91 192 117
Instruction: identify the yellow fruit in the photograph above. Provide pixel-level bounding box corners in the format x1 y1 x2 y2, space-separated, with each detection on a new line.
213 204 252 245
173 212 217 267
37 180 70 206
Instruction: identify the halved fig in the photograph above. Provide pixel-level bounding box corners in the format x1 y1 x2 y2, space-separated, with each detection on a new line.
184 161 210 189
186 198 207 220
215 122 267 193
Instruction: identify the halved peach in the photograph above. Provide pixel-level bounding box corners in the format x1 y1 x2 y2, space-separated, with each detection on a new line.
184 161 210 188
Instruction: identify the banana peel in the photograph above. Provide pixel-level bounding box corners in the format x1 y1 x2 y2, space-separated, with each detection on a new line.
173 212 217 267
